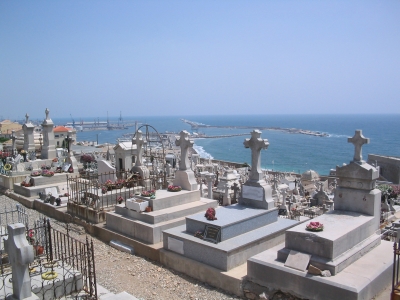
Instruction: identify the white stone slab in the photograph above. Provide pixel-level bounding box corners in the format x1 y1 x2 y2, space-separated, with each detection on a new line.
242 185 263 201
110 240 134 255
284 250 311 272
44 187 59 197
126 198 148 212
168 237 184 255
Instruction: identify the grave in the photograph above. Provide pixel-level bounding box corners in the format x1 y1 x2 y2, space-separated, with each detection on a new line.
246 130 393 300
106 131 218 244
173 131 198 191
3 223 83 299
22 113 35 152
40 108 56 160
162 130 301 271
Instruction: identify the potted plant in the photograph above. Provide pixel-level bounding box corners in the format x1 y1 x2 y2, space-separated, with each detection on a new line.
101 186 108 194
141 189 155 197
117 196 124 204
305 222 324 232
42 170 54 177
105 179 114 190
115 179 125 189
168 185 182 192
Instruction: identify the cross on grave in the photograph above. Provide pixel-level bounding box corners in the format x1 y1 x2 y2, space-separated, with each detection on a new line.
205 173 216 199
348 130 369 163
175 131 193 171
5 223 38 300
25 113 29 124
244 130 269 182
134 130 146 167
231 182 240 202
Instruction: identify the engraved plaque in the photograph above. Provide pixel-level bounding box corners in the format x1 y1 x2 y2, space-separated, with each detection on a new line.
242 185 263 201
168 237 184 254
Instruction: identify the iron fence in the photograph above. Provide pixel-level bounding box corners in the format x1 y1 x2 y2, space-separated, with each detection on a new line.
67 170 166 211
0 204 29 250
0 219 97 299
392 242 400 299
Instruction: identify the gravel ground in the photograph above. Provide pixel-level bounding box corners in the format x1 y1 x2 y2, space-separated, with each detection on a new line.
0 193 303 300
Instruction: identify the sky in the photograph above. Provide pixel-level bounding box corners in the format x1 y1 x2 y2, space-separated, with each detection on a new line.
1 1 399 120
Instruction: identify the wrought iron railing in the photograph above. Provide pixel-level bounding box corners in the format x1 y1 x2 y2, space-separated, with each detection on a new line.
0 218 97 299
67 170 166 211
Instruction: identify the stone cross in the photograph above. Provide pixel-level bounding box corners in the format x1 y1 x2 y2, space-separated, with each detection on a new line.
175 130 193 171
45 108 50 120
5 223 36 300
223 186 231 206
231 182 240 202
244 130 269 182
134 130 146 167
348 130 369 162
25 113 29 124
205 173 216 199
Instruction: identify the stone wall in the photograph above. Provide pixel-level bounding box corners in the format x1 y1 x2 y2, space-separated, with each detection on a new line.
368 154 400 184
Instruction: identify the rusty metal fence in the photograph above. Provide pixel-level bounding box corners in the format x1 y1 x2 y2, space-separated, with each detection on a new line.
0 218 97 299
67 170 166 210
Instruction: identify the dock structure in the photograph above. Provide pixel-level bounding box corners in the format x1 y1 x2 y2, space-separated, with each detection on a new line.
181 119 328 137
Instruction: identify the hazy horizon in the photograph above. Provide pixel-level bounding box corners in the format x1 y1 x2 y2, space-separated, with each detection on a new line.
1 1 399 119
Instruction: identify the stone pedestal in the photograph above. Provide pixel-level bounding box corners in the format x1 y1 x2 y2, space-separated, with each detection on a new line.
173 170 198 191
239 180 275 210
41 108 56 160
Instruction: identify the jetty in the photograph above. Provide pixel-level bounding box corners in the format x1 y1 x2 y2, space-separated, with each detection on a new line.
181 119 328 137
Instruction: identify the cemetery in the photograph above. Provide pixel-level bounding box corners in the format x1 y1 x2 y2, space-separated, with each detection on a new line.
0 110 400 299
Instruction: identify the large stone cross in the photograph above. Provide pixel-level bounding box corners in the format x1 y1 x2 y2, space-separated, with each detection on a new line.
244 130 269 181
5 223 36 300
134 130 146 167
175 130 193 171
348 130 369 162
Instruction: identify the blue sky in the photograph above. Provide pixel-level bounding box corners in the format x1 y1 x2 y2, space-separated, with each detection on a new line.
1 1 399 119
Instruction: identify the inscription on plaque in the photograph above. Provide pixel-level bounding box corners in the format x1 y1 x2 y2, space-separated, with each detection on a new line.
242 185 263 201
203 225 221 244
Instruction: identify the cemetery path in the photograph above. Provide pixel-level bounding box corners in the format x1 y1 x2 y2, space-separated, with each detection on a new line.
0 194 308 300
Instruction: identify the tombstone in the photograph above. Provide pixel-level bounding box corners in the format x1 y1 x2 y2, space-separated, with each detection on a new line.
191 154 200 166
214 168 238 200
222 185 231 206
41 108 56 160
205 173 216 199
4 223 39 300
131 130 150 183
16 164 25 173
172 131 198 191
97 160 117 184
22 113 35 152
231 182 240 203
239 130 274 209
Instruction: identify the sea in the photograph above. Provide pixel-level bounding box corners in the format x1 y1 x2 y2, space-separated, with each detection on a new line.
51 115 400 176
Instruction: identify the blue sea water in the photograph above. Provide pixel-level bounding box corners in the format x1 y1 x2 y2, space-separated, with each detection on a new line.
52 114 400 176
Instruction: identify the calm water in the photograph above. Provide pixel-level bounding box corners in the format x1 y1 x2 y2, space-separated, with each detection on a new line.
52 114 400 176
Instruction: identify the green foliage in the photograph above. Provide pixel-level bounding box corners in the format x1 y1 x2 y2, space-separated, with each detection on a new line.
0 137 9 143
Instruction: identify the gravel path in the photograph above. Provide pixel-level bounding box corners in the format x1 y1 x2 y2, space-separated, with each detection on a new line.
0 194 244 300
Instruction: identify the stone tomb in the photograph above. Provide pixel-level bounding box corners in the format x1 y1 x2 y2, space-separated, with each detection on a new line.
163 130 300 271
246 130 392 300
106 189 218 244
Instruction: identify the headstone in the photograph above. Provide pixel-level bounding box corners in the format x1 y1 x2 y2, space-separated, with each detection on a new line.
239 130 275 209
17 164 25 173
205 173 216 199
284 250 311 272
131 130 150 180
173 131 198 191
4 223 38 300
97 160 117 184
41 108 56 160
222 186 231 206
22 113 35 152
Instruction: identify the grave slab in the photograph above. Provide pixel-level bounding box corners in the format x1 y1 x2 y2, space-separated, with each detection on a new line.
247 241 393 300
